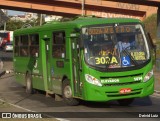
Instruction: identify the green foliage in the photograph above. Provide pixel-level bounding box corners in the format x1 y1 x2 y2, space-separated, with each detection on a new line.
143 14 157 40
6 19 24 30
0 14 45 31
143 14 160 60
0 19 36 31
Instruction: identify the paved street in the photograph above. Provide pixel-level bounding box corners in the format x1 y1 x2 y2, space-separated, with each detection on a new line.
0 51 160 121
0 72 160 121
0 51 13 61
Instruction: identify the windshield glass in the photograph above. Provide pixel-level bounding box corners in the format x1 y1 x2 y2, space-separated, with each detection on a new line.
82 24 150 69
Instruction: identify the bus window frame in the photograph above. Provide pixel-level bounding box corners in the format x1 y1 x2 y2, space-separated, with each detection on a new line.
14 36 20 57
14 34 40 58
52 31 66 59
29 34 40 57
19 35 29 57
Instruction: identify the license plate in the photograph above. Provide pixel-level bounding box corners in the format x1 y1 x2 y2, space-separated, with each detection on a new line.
120 88 131 94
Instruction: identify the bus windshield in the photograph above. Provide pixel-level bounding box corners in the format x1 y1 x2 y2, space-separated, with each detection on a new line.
82 24 150 69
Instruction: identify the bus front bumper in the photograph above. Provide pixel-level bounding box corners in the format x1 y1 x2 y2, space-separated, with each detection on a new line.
83 77 154 101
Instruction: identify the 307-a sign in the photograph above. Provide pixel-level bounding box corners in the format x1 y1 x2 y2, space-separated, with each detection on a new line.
120 88 132 94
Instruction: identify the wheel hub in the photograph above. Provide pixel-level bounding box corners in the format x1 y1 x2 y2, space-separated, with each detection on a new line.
64 85 72 98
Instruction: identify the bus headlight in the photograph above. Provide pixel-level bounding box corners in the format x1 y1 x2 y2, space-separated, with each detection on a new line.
144 69 153 82
85 74 102 86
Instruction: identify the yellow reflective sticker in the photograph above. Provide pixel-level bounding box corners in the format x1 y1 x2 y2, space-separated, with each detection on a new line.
131 52 146 60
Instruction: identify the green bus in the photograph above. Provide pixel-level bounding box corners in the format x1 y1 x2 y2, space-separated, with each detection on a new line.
13 17 155 106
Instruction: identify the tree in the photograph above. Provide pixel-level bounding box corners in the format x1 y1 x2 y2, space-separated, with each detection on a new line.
143 14 157 41
0 18 38 31
36 14 45 26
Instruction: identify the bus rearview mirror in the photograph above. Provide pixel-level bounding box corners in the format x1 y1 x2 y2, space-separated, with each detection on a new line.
147 32 156 50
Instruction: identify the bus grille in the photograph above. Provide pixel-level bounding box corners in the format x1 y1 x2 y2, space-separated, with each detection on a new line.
100 73 143 79
106 88 142 97
104 81 141 86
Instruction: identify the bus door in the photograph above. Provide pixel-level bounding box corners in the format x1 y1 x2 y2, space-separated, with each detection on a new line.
44 38 52 91
71 38 82 96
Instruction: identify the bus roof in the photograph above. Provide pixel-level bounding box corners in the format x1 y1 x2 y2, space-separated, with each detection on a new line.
14 17 141 35
68 17 141 27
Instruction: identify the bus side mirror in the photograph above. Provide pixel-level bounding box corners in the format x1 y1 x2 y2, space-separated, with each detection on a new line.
147 33 156 50
147 32 156 60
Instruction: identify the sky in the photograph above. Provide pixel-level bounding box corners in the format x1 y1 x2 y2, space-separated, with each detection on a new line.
7 10 25 15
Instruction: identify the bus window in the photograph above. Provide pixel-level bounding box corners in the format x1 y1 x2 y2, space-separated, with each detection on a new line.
20 35 29 45
14 36 20 56
52 32 65 58
30 34 39 57
20 35 29 56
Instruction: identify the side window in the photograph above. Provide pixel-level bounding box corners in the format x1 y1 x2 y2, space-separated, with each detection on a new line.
14 36 20 56
20 35 29 56
29 34 39 57
52 31 65 58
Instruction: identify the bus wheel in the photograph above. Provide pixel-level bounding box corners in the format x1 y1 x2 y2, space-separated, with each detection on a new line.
62 80 79 106
26 73 34 94
117 98 134 106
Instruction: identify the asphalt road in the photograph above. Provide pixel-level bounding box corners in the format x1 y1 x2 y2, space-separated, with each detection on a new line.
0 51 160 121
0 73 160 121
0 51 13 61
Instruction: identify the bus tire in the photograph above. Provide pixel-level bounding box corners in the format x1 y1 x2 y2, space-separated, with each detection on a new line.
117 98 134 106
26 73 34 94
62 80 79 106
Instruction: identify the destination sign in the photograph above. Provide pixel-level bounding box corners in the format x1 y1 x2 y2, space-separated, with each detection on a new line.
88 26 135 35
